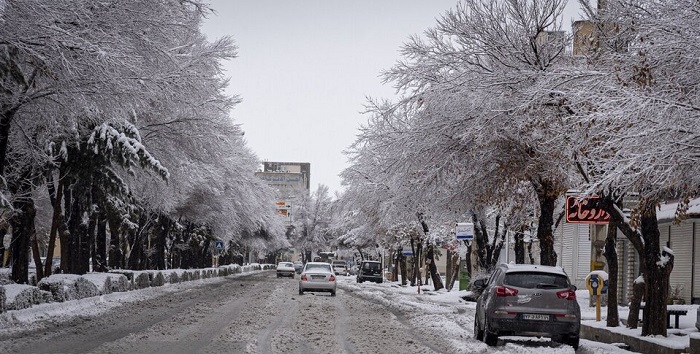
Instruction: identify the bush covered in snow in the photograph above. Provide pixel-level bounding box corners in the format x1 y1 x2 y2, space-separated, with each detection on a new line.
37 275 99 302
108 274 130 292
81 273 113 294
134 273 150 289
169 272 180 283
5 284 48 310
152 272 165 287
0 271 12 285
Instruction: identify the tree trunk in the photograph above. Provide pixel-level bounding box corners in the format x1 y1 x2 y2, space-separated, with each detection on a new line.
426 243 444 291
447 252 461 291
464 240 472 278
514 229 525 264
534 181 558 266
604 221 619 327
94 212 108 272
44 169 65 277
152 215 168 270
627 278 645 329
30 233 44 281
77 183 94 275
107 211 122 269
393 249 400 283
409 237 417 286
10 196 35 284
446 250 452 289
640 203 673 336
400 252 408 286
0 107 17 176
61 180 72 273
473 214 488 270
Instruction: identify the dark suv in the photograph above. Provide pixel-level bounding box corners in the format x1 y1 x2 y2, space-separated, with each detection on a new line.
356 260 383 283
473 263 581 349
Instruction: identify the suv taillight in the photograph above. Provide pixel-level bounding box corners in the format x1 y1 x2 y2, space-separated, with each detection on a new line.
301 274 307 281
556 289 576 300
495 286 518 297
329 275 336 282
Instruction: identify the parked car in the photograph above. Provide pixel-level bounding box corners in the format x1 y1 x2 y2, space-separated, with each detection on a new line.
298 262 336 296
473 263 580 349
356 260 383 283
276 262 295 278
293 261 304 274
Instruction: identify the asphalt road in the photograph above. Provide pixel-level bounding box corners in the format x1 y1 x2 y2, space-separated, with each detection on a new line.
0 271 459 354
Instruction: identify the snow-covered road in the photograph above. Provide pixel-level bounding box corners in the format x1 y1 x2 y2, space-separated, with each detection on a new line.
0 272 455 353
0 271 634 353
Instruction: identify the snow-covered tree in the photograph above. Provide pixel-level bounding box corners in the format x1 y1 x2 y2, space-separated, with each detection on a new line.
556 0 700 336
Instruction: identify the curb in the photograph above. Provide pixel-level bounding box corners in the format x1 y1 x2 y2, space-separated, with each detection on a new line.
581 324 688 354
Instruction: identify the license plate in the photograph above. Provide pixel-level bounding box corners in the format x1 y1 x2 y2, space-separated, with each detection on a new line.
523 314 550 321
311 275 325 280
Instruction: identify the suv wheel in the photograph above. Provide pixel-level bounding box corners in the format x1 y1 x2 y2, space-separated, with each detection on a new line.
564 335 579 349
483 319 498 346
473 317 484 341
298 287 304 295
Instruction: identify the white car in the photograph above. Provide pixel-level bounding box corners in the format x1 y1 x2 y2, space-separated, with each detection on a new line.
333 264 349 276
276 262 295 278
298 262 336 296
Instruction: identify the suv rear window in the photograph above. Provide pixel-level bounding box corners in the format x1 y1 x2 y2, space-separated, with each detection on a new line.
362 262 381 270
504 272 569 289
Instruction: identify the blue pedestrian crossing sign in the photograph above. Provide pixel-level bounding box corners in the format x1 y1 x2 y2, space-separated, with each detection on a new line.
215 240 224 250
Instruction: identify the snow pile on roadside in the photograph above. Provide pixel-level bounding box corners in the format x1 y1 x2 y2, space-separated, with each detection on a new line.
0 263 272 314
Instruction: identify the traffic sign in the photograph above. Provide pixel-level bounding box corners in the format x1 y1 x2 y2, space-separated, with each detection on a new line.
455 223 474 240
215 240 224 250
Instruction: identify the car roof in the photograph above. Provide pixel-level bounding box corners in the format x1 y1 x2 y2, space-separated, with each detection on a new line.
500 263 567 276
305 262 331 265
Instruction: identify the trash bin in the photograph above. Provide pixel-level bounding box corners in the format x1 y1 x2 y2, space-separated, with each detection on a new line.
459 260 469 291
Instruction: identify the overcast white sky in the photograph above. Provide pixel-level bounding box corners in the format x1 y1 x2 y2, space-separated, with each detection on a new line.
201 1 584 196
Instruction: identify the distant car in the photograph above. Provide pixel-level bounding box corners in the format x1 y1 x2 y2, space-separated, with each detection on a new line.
333 264 349 276
293 261 304 274
276 262 295 278
356 260 382 283
473 263 581 349
298 262 336 296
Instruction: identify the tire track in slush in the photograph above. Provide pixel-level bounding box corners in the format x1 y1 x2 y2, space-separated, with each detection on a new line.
333 289 358 354
254 280 302 354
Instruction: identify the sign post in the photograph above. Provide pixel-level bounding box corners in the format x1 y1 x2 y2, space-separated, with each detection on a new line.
214 240 224 268
454 223 474 291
